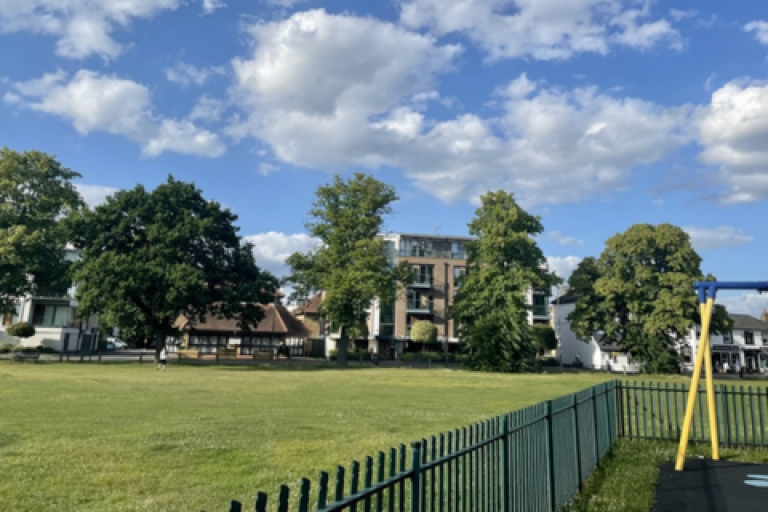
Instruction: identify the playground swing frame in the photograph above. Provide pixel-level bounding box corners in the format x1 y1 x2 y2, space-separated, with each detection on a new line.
675 281 768 471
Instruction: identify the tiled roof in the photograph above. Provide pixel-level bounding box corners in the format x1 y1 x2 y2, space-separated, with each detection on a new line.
295 292 323 315
730 313 768 332
176 304 309 336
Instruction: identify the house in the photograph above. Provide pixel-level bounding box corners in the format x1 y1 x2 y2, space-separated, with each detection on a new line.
295 232 552 359
0 247 100 352
552 295 768 373
292 292 326 338
174 303 310 356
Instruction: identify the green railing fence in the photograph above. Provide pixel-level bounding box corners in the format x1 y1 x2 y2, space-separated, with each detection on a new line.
217 381 618 512
620 380 768 447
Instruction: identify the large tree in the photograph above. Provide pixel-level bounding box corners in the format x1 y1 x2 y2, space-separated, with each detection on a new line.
0 148 83 313
451 190 559 372
69 176 276 356
284 173 411 366
567 224 732 373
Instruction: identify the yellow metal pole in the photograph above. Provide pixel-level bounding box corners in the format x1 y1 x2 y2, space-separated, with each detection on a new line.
675 297 715 471
701 300 720 460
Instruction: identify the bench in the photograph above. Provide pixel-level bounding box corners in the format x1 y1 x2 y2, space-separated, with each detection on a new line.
11 351 40 362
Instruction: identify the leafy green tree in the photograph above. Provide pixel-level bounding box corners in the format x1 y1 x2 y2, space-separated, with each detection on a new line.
7 322 35 339
529 324 557 356
0 148 83 313
69 176 276 357
564 257 603 344
451 190 560 372
284 173 411 366
411 320 437 344
567 224 732 373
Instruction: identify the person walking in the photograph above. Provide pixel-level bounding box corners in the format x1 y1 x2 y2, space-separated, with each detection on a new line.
157 346 167 371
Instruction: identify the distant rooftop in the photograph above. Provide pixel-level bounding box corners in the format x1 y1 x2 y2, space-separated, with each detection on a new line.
381 232 475 241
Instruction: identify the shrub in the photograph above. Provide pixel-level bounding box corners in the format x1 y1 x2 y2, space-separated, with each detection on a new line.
328 349 372 361
410 321 438 344
11 345 37 353
6 322 36 339
37 346 57 353
0 343 13 353
539 357 559 367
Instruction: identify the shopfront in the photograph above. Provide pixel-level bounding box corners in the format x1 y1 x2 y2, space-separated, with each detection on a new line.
743 347 768 373
711 343 742 370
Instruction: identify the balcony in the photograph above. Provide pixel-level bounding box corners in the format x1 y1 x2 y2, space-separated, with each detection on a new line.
532 306 549 318
406 300 434 314
409 275 433 288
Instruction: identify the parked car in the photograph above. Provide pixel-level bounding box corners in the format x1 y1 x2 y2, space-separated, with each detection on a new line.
106 337 127 349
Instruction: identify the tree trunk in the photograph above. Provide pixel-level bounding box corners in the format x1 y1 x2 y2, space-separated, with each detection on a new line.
338 325 349 367
154 332 166 363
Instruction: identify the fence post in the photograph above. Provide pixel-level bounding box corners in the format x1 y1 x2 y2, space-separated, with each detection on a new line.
592 387 600 467
501 414 511 512
410 441 422 512
546 400 556 512
615 380 624 439
573 394 582 492
229 500 242 512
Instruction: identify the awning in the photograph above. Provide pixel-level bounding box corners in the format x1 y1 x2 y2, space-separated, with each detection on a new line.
711 344 741 353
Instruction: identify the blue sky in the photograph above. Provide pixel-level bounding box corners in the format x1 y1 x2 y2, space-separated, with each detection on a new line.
2 0 768 315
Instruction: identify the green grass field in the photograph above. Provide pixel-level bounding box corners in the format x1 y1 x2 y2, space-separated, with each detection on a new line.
1 363 764 511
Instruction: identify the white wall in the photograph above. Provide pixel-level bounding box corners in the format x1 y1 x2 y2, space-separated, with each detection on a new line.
552 303 604 368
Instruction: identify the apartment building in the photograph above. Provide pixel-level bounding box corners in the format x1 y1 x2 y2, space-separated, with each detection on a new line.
0 247 100 352
367 233 551 359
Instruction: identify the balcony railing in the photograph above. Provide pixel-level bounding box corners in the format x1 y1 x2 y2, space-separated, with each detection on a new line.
409 275 433 287
399 249 466 260
532 306 549 317
406 300 434 313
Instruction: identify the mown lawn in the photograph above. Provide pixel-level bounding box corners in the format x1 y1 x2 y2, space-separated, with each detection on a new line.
2 364 762 511
1 364 617 511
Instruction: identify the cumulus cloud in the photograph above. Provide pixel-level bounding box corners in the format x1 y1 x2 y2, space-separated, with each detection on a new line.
0 0 181 60
244 232 320 277
695 79 768 204
547 256 583 282
669 9 697 21
8 69 225 158
744 21 768 45
399 0 682 61
548 231 585 246
719 293 768 319
165 63 226 87
75 184 119 208
188 96 225 122
683 226 753 251
201 0 226 14
228 10 690 207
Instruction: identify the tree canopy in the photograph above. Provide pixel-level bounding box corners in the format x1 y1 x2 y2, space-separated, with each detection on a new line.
451 190 559 372
567 223 732 373
0 148 83 313
7 322 35 339
529 324 557 356
69 176 276 352
284 173 411 365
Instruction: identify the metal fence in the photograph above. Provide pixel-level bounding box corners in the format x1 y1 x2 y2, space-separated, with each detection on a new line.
217 381 618 512
619 380 768 447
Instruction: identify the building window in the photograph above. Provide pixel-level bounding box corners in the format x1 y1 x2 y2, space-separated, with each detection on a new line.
32 304 71 327
453 266 466 287
745 331 755 345
240 336 275 355
189 335 228 354
400 239 433 258
532 294 548 317
407 290 433 311
412 265 434 285
451 242 465 259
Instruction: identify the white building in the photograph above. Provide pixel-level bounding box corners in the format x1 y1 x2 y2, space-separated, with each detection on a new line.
551 296 768 373
0 247 100 352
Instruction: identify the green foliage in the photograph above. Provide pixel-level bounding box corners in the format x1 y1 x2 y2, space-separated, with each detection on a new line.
284 173 411 365
0 148 83 313
410 321 438 343
6 322 36 338
452 190 560 372
69 176 276 350
11 344 37 353
0 343 13 353
529 324 557 355
567 224 733 374
400 351 467 363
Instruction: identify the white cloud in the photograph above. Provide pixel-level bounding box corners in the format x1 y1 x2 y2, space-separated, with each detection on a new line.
244 232 320 277
2 92 21 104
683 226 753 251
669 9 697 21
399 0 682 61
548 230 585 246
704 73 716 92
188 96 225 122
744 21 768 45
547 256 583 282
201 0 226 15
258 163 279 176
11 69 225 158
264 0 307 6
695 79 768 204
165 63 225 87
75 184 119 208
229 10 690 207
719 293 768 319
0 0 181 60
